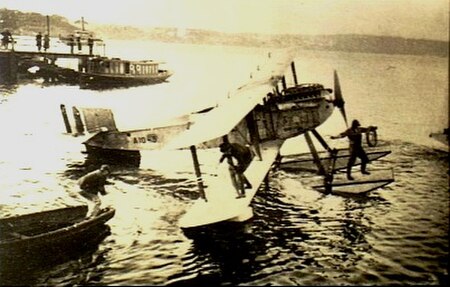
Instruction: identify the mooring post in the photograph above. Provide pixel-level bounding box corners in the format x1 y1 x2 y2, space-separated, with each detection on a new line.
60 104 72 134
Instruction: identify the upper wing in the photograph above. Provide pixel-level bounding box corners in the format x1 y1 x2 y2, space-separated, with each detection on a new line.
164 48 296 150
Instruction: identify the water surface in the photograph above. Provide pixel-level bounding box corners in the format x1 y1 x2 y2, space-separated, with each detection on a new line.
0 40 448 286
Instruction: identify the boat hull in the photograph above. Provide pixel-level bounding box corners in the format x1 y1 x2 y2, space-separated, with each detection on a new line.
0 207 115 261
79 71 172 89
83 144 142 166
0 205 88 235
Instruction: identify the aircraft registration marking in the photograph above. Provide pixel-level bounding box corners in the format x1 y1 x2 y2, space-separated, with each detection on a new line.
132 134 158 144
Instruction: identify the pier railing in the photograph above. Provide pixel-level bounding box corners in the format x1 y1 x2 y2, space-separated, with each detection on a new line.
0 35 105 83
1 35 104 56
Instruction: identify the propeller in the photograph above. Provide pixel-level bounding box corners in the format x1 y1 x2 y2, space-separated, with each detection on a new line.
333 70 348 127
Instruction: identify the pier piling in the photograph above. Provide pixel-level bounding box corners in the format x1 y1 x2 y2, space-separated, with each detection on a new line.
0 51 18 83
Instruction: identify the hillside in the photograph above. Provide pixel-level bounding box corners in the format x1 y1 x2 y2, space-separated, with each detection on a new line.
0 9 77 36
1 8 448 57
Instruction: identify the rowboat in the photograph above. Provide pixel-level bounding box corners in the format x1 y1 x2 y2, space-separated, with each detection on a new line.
0 206 115 261
79 56 173 89
0 205 88 235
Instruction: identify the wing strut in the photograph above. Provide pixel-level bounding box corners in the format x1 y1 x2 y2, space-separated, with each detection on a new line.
190 145 207 202
311 129 332 152
245 111 262 160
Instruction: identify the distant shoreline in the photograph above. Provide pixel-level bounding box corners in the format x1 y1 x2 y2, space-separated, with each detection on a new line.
1 8 448 58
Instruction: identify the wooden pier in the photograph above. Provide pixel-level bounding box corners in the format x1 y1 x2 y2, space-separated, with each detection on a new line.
0 49 100 83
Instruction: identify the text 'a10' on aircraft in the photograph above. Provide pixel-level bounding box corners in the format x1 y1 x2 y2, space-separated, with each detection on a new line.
59 49 394 230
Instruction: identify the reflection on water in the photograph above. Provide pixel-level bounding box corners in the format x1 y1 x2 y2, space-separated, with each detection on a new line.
0 42 448 285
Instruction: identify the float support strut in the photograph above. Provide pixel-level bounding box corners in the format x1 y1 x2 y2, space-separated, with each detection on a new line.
190 145 207 201
304 131 326 175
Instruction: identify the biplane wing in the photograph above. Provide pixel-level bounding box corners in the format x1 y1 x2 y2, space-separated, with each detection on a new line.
163 49 295 150
164 50 297 229
164 82 277 150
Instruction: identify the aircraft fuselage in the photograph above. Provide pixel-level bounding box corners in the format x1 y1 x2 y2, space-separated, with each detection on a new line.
81 83 335 153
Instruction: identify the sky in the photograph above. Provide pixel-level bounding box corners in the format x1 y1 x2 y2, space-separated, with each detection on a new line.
1 0 448 41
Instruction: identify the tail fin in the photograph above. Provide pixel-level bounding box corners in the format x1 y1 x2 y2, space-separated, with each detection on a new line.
60 105 118 135
81 107 118 133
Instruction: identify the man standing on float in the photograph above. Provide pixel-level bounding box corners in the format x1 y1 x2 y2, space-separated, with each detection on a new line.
331 119 376 180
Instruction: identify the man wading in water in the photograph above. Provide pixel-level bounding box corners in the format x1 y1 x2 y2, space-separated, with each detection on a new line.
78 164 111 216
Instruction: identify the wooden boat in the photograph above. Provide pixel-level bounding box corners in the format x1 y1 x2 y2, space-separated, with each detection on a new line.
79 56 173 89
0 206 115 260
0 205 88 235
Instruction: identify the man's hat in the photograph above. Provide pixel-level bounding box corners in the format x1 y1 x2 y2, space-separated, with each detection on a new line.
219 142 231 152
351 119 360 128
100 164 110 172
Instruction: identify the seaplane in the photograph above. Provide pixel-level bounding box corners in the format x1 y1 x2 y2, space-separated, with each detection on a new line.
59 49 394 229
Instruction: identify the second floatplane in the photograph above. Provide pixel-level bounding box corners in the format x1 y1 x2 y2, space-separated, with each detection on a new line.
59 49 394 229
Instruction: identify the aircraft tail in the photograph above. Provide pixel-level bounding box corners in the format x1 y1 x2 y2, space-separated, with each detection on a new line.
60 104 118 135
